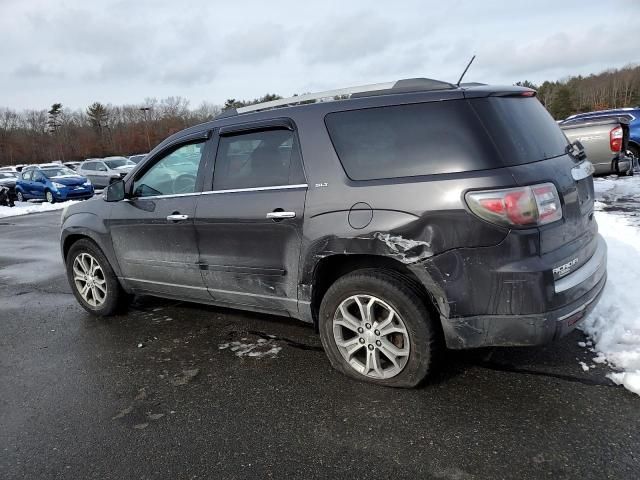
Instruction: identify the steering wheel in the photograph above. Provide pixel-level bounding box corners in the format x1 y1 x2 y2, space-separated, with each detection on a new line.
172 173 197 194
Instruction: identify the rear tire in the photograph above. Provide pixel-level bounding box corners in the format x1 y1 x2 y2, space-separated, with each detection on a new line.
16 191 24 203
319 269 440 388
66 239 128 316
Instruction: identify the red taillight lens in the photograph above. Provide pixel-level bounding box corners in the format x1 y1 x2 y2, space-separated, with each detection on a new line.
610 126 623 152
465 183 562 228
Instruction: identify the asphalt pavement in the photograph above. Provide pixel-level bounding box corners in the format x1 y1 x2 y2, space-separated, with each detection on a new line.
0 211 638 479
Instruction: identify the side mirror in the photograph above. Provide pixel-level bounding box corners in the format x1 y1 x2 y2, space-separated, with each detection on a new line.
104 179 126 202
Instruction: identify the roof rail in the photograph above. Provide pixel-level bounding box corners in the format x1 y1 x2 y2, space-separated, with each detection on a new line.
235 78 455 115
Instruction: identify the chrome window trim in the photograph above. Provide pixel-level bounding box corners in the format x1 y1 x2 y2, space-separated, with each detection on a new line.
201 184 308 195
120 184 308 201
122 191 203 201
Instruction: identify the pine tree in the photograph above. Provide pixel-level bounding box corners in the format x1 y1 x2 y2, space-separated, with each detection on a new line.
47 103 63 133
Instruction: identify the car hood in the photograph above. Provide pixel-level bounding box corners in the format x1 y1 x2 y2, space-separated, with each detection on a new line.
50 175 88 186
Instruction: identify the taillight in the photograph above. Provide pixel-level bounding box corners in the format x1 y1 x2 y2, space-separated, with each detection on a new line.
610 126 623 152
465 182 563 228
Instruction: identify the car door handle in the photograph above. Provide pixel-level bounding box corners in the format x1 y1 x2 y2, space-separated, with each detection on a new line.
166 214 189 221
266 211 296 219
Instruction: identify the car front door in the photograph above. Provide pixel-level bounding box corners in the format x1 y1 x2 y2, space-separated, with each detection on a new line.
194 121 307 315
107 133 213 300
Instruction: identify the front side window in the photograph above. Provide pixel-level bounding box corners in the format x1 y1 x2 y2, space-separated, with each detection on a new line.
95 163 107 172
213 128 304 190
133 142 205 197
22 170 33 181
83 162 95 171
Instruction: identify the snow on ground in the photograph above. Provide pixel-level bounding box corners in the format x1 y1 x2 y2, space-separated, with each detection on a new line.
584 176 640 396
0 200 79 219
219 337 282 358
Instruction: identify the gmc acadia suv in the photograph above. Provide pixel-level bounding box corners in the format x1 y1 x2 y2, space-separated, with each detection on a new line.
60 78 607 387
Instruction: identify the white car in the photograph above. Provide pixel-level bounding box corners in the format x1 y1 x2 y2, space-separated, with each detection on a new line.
77 157 136 188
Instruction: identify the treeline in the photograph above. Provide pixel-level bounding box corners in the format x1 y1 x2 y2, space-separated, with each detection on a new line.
517 64 640 119
0 93 283 166
2 65 639 166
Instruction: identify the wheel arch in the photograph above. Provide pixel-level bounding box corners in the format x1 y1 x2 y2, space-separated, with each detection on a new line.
308 254 443 332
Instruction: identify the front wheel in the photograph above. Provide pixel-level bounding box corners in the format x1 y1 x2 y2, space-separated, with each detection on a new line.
66 239 128 316
16 191 24 202
319 269 440 388
45 190 55 203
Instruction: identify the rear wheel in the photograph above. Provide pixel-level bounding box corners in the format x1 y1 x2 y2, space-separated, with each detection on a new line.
319 269 440 388
66 239 128 316
16 191 24 202
45 190 55 203
628 145 639 172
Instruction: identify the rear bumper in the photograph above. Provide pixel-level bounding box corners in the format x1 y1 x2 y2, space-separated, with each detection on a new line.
439 236 607 349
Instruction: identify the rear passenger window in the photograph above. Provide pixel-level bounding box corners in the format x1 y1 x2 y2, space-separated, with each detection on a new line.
325 100 501 180
83 163 95 171
213 129 305 190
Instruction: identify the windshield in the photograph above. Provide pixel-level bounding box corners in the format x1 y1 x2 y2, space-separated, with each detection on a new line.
104 159 134 169
41 167 78 178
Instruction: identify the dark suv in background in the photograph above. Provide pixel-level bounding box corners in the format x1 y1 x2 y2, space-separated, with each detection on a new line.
60 78 606 387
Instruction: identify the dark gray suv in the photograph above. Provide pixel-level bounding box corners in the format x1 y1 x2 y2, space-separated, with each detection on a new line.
60 78 607 387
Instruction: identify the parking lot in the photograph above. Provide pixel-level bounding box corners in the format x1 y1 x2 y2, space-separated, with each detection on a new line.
1 202 639 479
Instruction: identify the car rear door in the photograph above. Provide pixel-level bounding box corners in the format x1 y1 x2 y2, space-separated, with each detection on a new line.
107 131 214 300
81 162 97 184
19 170 33 197
194 120 307 315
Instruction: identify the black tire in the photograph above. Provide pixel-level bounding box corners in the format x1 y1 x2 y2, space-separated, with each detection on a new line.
16 191 24 202
628 144 639 172
319 269 440 388
66 238 128 316
45 190 55 203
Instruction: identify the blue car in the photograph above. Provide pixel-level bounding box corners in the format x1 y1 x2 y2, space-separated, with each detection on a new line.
565 107 640 162
16 165 94 203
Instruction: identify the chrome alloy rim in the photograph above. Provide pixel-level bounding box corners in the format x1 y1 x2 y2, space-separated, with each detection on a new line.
72 253 107 307
333 295 410 379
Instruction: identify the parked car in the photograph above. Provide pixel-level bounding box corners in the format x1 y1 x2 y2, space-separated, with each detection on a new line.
17 165 94 203
565 107 640 162
560 115 633 175
0 166 20 173
128 154 148 164
61 78 606 387
0 171 18 205
77 157 136 188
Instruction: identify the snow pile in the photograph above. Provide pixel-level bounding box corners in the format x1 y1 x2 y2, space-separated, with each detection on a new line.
0 200 79 219
218 337 282 358
582 211 640 396
594 175 640 198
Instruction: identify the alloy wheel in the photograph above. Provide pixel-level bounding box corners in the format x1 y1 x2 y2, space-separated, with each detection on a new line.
72 252 107 307
333 294 410 379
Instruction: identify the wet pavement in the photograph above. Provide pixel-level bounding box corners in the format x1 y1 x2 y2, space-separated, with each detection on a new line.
1 208 639 479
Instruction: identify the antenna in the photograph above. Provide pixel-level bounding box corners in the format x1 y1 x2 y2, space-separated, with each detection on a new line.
456 55 476 86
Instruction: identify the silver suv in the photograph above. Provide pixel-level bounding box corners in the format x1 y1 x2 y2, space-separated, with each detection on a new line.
77 157 135 188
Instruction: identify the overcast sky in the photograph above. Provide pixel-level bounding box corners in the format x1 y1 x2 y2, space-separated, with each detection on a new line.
1 0 638 111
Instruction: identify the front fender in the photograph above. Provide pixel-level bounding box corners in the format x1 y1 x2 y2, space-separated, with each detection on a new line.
61 211 123 277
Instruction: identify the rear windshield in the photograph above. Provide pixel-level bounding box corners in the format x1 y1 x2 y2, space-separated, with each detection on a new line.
470 97 568 165
325 97 568 181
